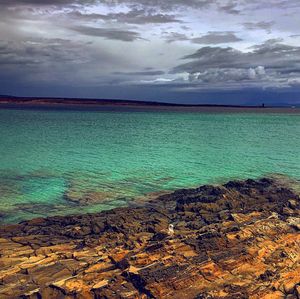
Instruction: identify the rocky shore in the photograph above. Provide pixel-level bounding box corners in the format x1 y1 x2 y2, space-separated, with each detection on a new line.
0 177 299 299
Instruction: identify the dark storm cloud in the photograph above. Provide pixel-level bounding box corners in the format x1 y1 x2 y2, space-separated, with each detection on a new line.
174 40 300 72
69 9 182 24
0 0 95 5
170 39 300 89
0 0 300 103
0 37 120 84
191 32 242 44
70 26 142 41
0 39 87 66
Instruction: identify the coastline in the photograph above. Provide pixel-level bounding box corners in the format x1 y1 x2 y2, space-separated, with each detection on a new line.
1 177 299 298
1 97 299 114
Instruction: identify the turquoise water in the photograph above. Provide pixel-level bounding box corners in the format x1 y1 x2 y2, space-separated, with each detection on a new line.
0 107 299 223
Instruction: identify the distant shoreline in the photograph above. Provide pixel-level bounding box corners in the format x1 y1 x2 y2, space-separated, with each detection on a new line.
0 96 299 113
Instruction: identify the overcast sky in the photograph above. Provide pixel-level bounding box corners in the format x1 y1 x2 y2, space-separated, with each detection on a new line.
0 0 300 104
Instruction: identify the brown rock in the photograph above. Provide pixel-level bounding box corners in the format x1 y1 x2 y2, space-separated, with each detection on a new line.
0 177 299 299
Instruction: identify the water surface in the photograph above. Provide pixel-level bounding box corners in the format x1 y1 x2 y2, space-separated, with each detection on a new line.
0 106 299 223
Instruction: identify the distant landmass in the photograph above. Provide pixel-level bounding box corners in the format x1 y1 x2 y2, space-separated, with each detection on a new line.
0 95 299 110
0 95 285 107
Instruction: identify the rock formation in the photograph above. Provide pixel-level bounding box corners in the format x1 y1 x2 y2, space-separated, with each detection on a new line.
0 178 299 299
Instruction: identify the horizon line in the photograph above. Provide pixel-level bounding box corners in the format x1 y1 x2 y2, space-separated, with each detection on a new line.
1 95 297 108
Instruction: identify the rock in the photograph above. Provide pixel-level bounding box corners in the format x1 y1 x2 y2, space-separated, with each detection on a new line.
287 217 300 230
92 279 109 290
283 207 296 216
295 285 300 299
0 177 299 299
289 199 298 209
151 232 169 241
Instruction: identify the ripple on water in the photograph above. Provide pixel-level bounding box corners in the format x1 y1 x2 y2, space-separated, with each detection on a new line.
0 108 299 223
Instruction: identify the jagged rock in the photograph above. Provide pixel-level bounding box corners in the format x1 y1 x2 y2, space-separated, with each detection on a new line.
0 177 299 299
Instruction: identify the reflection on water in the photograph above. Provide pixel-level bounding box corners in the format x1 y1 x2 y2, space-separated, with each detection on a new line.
0 107 299 223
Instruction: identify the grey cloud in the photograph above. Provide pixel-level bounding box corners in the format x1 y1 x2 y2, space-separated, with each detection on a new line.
0 0 212 10
164 31 242 44
181 26 190 30
0 0 96 5
0 38 93 83
243 21 275 33
174 40 300 72
191 32 242 44
113 70 165 76
100 0 212 10
170 40 300 89
0 39 87 66
70 26 142 41
164 32 190 43
187 67 266 84
69 9 182 24
1 0 300 99
0 37 125 87
219 3 240 15
2 0 300 12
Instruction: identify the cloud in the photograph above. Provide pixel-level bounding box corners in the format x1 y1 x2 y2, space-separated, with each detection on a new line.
243 21 275 33
219 3 240 15
0 37 122 86
140 77 173 84
70 26 142 41
69 9 182 24
186 67 266 83
0 0 300 102
0 0 212 11
256 65 266 75
0 0 96 6
174 40 300 72
99 0 212 10
164 32 190 43
288 78 300 86
191 31 242 44
0 39 88 66
163 31 242 44
167 40 300 90
114 70 165 76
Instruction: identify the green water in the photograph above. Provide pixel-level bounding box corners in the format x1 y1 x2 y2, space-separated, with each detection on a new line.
0 107 299 223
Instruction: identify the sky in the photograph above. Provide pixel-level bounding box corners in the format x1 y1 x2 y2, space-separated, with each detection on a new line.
0 0 300 104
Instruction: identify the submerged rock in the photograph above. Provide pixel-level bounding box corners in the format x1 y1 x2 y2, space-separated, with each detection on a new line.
0 177 299 299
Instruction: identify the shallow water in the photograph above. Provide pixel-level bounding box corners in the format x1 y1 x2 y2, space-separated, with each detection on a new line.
0 106 299 223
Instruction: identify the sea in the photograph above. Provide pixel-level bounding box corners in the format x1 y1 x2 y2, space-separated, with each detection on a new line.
0 105 299 223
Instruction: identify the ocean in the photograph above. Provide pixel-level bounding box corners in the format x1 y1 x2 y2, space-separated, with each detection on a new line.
0 106 299 223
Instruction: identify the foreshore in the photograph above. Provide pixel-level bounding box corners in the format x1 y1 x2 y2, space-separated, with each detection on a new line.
0 177 299 299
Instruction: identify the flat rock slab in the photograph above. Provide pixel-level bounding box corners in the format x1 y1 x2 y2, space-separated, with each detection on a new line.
0 177 299 299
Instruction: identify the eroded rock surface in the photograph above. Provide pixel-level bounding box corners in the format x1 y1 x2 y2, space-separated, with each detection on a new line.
0 178 299 299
